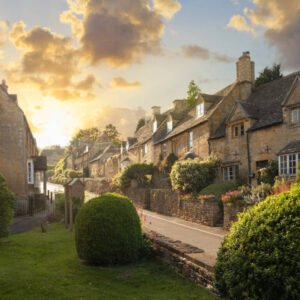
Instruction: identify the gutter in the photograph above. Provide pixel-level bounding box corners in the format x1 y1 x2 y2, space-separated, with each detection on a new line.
246 130 252 185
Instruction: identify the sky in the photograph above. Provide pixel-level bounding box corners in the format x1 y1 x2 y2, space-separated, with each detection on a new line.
0 0 299 148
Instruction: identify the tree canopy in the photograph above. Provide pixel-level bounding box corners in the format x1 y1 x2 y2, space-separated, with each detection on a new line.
186 80 201 107
255 64 283 87
135 118 146 133
104 124 120 143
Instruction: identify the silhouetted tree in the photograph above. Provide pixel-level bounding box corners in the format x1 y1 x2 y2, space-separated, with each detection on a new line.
255 64 283 87
135 118 146 132
186 80 201 107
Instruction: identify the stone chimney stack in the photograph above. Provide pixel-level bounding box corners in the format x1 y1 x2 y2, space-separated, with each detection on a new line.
0 79 8 93
236 51 255 84
151 106 161 116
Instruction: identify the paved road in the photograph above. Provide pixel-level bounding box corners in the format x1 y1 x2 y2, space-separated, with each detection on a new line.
46 183 225 261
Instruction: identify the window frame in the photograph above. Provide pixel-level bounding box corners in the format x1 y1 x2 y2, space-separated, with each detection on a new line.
196 102 204 118
161 143 167 159
167 117 173 133
188 130 193 151
291 108 299 124
279 153 299 176
223 165 237 181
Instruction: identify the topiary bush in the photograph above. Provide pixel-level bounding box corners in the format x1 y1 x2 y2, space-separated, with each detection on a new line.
170 158 220 194
215 184 300 299
0 173 15 238
119 163 154 190
199 182 239 201
75 193 143 266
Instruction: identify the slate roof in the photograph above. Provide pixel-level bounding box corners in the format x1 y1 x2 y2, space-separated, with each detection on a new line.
210 71 300 139
89 145 117 163
278 140 300 155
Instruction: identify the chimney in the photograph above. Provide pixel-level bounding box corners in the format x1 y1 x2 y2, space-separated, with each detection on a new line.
236 51 255 84
151 106 161 116
0 79 8 93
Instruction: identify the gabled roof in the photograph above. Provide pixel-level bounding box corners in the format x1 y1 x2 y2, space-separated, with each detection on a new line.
65 178 84 187
278 140 300 155
210 71 300 139
89 144 117 164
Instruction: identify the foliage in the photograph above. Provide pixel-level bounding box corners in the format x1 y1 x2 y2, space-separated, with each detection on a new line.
186 80 201 107
297 163 300 183
0 224 216 300
170 158 219 194
135 118 146 133
215 184 300 299
258 160 278 185
221 190 245 205
197 194 215 201
252 182 272 200
0 174 15 238
64 169 83 178
255 63 283 87
119 163 154 190
75 193 143 266
104 124 120 143
199 182 239 201
46 169 54 178
71 128 100 146
55 193 82 221
273 177 291 194
54 157 66 177
162 153 178 174
110 171 122 191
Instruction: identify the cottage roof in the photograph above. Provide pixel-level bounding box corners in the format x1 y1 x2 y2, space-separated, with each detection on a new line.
278 140 300 155
210 71 300 139
89 144 116 163
65 178 84 186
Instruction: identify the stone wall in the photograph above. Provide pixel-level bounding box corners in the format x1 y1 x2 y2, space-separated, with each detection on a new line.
146 230 216 294
223 202 249 230
126 188 223 227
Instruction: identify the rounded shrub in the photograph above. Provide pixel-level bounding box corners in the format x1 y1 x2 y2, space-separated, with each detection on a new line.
75 192 143 266
215 184 300 300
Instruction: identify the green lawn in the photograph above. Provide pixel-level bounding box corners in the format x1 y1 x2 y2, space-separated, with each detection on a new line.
0 224 217 300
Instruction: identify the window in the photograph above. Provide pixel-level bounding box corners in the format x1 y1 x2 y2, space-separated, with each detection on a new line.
223 166 237 181
153 120 158 132
196 103 204 118
167 117 173 133
27 159 34 184
232 123 245 138
279 153 299 176
144 143 148 156
162 143 167 159
188 130 193 151
291 108 299 124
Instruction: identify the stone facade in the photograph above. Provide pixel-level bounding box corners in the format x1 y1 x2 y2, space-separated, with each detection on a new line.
0 81 46 214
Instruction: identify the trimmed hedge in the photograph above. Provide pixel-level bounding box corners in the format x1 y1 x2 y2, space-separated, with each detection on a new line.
170 158 219 194
75 193 142 266
215 184 300 299
0 174 15 238
199 182 238 201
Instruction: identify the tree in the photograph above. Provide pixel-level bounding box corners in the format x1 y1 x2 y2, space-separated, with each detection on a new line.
70 128 100 147
186 80 201 107
104 124 119 142
135 118 146 133
255 63 283 87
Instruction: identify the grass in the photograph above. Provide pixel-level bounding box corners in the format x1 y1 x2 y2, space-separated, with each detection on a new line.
0 224 217 300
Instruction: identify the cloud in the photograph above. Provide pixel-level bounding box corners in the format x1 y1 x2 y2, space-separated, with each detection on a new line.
227 15 254 34
181 44 233 63
153 0 182 19
227 0 300 69
110 77 141 89
7 21 95 100
61 0 182 67
0 21 9 47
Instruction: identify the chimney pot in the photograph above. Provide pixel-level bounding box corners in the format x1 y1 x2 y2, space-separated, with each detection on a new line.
151 106 161 116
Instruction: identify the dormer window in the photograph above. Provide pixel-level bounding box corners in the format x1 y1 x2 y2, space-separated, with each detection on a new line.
196 103 204 118
232 123 245 138
167 117 173 133
291 108 299 124
153 119 158 133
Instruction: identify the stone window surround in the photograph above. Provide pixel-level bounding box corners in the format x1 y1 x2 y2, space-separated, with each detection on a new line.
290 107 300 125
222 165 238 181
278 153 300 176
188 130 193 151
231 122 245 138
161 143 167 159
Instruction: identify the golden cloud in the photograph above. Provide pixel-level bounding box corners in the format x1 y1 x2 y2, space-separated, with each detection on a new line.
181 44 233 63
7 22 96 101
110 77 141 89
153 0 182 19
61 0 181 67
0 21 9 47
228 0 300 68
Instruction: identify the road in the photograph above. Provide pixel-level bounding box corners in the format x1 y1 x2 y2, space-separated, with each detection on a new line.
46 182 225 261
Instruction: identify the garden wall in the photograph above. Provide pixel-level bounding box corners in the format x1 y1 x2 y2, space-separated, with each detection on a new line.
125 188 222 227
223 202 249 230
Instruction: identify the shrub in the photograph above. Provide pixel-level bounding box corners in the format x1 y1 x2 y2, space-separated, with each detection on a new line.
55 193 82 221
170 158 220 194
252 182 272 200
64 169 83 178
215 184 300 299
0 174 15 238
199 182 239 201
119 163 154 190
221 190 245 205
75 193 143 266
162 153 178 174
297 163 300 183
258 160 278 185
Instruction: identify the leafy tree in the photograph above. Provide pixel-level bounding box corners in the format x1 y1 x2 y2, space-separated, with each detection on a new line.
70 128 100 148
186 80 201 107
255 63 283 87
104 124 120 142
135 118 146 133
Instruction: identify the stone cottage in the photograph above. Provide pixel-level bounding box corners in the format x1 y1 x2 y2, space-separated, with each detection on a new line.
0 80 47 215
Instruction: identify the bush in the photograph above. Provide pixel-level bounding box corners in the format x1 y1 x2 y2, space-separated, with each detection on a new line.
119 163 154 190
221 190 245 205
199 182 239 201
170 158 220 194
258 160 278 185
75 193 143 266
64 169 83 178
215 184 300 299
55 193 82 221
162 153 178 174
0 174 15 238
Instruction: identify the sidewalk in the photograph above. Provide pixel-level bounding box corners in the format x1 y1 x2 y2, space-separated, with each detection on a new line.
10 210 48 234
